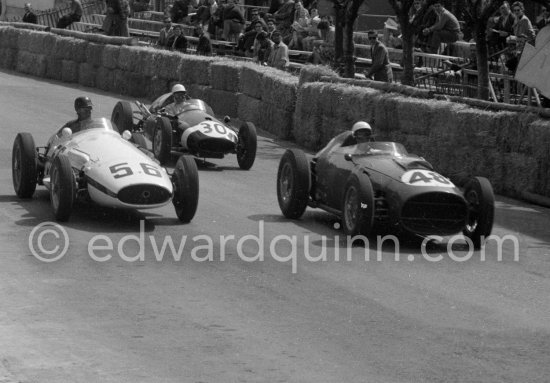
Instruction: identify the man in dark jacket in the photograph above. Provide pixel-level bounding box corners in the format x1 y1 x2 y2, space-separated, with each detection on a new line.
22 3 38 24
221 0 245 41
366 30 393 83
170 0 189 23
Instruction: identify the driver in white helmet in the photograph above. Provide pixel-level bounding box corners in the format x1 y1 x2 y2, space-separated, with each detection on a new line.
164 83 189 116
351 121 373 144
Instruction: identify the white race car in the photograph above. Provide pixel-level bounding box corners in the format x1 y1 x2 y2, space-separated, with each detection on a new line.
12 118 199 222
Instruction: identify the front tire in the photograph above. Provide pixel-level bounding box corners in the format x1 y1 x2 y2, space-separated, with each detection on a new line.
50 155 75 222
12 132 37 198
463 176 495 249
172 155 199 223
277 149 310 219
341 175 375 238
236 122 257 170
153 117 173 165
111 101 134 134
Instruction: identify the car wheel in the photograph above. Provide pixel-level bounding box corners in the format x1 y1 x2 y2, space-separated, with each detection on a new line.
12 132 37 199
463 176 494 249
236 122 257 170
342 175 375 238
172 155 199 223
131 132 147 148
111 101 134 134
152 116 172 165
50 154 75 222
277 149 310 219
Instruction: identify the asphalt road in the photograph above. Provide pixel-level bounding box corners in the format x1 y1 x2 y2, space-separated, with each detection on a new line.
1 69 549 383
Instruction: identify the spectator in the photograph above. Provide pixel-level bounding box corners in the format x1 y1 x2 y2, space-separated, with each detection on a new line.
167 24 188 52
129 0 150 16
221 0 245 41
237 21 265 56
288 0 309 49
158 17 175 47
56 0 83 29
273 0 295 44
535 6 550 30
366 30 393 83
267 0 284 16
191 0 215 29
196 25 213 55
171 0 189 23
103 0 130 37
245 8 267 31
22 3 37 23
511 1 535 42
408 0 424 24
422 1 461 54
308 18 334 64
267 30 289 70
208 0 225 38
266 17 277 39
412 2 437 51
487 2 515 51
253 30 273 64
300 13 320 51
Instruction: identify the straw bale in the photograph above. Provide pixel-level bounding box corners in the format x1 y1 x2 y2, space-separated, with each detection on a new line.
2 27 20 49
52 36 73 59
318 115 348 146
293 82 324 150
257 101 294 139
78 63 97 88
237 93 262 124
240 63 270 99
16 29 33 51
499 153 538 195
260 72 298 111
207 89 239 118
137 48 163 77
61 60 79 83
15 51 34 75
127 72 150 97
210 61 242 92
394 97 436 135
53 38 87 61
157 51 184 81
117 45 142 72
332 84 382 124
101 44 120 69
112 69 131 94
493 111 538 155
85 43 105 68
146 76 169 100
0 48 16 69
45 57 63 80
178 55 218 85
42 33 57 55
95 67 114 91
298 65 339 85
186 84 210 103
373 93 405 135
525 119 550 161
28 31 48 54
0 28 8 49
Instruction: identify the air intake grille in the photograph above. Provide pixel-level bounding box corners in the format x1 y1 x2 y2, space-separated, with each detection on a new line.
118 184 171 205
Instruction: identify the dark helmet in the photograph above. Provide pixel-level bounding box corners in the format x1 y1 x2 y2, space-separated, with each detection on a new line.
74 96 93 110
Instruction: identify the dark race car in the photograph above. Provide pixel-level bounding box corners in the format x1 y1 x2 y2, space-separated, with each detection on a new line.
276 131 495 248
111 94 257 169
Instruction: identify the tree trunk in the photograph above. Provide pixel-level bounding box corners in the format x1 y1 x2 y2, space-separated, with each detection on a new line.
334 6 344 73
400 23 415 86
474 26 491 100
343 20 355 77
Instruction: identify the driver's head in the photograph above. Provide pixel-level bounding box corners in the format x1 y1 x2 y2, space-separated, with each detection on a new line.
74 96 93 120
171 83 187 103
352 121 372 143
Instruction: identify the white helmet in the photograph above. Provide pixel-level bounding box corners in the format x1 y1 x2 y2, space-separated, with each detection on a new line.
352 121 372 135
171 84 186 93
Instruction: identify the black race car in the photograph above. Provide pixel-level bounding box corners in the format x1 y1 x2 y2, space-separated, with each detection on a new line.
111 94 257 169
276 131 495 248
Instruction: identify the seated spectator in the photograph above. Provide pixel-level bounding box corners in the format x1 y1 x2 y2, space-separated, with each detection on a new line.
408 0 424 24
267 30 289 70
196 25 213 55
288 0 310 49
221 0 245 41
171 0 189 23
158 17 175 47
236 21 265 57
167 24 188 53
266 17 277 39
300 14 320 51
273 0 295 44
22 3 37 23
421 1 461 54
245 8 267 32
412 2 436 51
253 31 273 65
535 6 550 30
511 1 535 42
487 2 515 51
56 0 83 29
309 19 335 65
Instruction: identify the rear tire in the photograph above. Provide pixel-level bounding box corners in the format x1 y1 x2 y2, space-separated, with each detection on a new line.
341 175 375 238
463 176 495 249
111 101 134 134
236 122 257 170
277 149 310 219
172 155 199 223
153 117 173 165
12 132 37 198
50 155 75 222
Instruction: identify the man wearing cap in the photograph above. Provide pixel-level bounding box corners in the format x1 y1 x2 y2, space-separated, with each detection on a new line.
158 17 175 47
164 84 190 116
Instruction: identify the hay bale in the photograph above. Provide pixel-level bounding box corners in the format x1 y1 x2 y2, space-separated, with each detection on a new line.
42 33 57 55
2 27 21 49
186 84 210 103
146 75 170 100
95 67 114 91
499 153 538 195
16 29 33 51
52 36 73 59
101 44 120 69
15 51 33 74
493 111 539 155
207 89 239 117
394 97 436 135
260 72 298 111
137 48 163 77
126 72 150 97
28 31 48 54
237 93 262 124
240 63 270 99
257 101 294 139
293 82 324 150
53 37 88 61
210 61 242 92
85 42 105 68
156 51 184 81
61 59 79 83
178 55 219 85
78 63 97 88
117 45 143 72
46 57 63 80
0 48 16 69
298 65 339 85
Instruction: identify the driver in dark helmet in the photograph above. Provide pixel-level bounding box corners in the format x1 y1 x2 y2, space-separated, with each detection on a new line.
61 96 94 134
